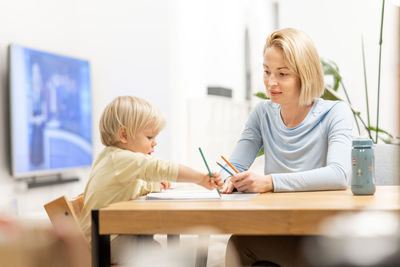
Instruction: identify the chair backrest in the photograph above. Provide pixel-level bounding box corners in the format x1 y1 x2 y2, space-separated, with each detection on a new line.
44 194 88 245
70 193 84 218
44 194 92 267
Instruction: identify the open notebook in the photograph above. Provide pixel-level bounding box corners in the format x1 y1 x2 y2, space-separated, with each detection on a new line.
145 190 258 201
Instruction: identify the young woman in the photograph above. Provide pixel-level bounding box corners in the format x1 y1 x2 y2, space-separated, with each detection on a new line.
222 28 353 266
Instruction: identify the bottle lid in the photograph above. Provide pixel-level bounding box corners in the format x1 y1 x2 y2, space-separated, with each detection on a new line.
352 138 373 148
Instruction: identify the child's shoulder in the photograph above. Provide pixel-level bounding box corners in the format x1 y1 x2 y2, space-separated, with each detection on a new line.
94 146 147 169
105 146 139 157
104 146 154 163
105 147 162 174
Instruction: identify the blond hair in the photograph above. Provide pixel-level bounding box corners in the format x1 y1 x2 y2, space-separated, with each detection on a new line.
264 28 324 106
99 96 165 146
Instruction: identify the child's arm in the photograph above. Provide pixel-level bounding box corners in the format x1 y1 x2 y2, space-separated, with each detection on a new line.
136 180 161 196
134 181 170 199
176 165 223 190
139 181 170 193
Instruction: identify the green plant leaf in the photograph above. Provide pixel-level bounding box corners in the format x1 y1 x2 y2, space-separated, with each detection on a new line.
253 92 269 99
321 59 342 92
378 137 400 145
321 88 342 101
333 77 340 91
371 126 400 145
375 0 386 143
367 126 394 139
257 146 264 157
361 36 371 132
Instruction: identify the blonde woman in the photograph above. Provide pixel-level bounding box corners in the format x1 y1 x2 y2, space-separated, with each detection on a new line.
222 28 353 266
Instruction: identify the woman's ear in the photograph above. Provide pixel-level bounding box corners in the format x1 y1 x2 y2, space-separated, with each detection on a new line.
117 126 128 143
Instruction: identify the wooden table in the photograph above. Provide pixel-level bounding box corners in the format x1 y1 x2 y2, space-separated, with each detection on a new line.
92 186 400 267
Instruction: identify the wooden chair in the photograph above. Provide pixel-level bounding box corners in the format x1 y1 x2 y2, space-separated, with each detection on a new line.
44 194 91 266
44 194 88 242
44 194 85 234
45 194 83 216
44 195 124 267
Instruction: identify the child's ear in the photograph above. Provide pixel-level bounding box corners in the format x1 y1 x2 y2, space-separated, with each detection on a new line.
117 126 128 143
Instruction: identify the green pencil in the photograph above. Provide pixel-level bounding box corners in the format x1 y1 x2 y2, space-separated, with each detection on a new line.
198 147 221 197
199 147 212 177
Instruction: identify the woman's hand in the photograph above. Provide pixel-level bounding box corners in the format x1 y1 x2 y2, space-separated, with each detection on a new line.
220 177 235 194
230 171 274 193
160 181 171 190
198 172 224 190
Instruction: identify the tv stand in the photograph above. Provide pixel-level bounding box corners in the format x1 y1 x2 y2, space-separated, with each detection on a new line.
26 174 80 189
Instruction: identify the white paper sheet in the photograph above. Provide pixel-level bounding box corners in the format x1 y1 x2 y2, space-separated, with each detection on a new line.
145 190 221 200
144 190 258 201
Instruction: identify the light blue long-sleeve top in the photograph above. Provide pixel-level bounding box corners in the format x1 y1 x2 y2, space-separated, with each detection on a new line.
222 98 353 192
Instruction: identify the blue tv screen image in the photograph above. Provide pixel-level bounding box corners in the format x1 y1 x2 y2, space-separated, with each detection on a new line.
9 44 92 177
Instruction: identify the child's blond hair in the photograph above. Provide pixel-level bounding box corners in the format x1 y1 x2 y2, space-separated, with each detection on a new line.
99 96 165 146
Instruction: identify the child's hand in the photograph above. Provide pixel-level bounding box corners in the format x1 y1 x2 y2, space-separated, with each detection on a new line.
160 181 171 190
198 172 224 190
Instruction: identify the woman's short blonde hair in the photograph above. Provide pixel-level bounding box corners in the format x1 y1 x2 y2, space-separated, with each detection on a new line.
264 28 324 106
99 96 165 146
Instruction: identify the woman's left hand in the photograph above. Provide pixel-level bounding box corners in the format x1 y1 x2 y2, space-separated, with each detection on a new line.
220 177 235 194
230 171 274 193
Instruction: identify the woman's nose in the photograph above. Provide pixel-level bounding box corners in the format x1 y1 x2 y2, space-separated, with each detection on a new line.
267 76 278 87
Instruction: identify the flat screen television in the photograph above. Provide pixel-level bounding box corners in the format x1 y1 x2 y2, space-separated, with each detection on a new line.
9 44 93 180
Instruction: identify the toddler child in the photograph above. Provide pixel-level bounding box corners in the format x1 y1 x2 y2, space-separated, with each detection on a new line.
79 95 222 263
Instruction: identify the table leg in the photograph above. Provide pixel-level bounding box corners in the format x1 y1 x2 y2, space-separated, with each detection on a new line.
195 234 209 267
92 210 110 267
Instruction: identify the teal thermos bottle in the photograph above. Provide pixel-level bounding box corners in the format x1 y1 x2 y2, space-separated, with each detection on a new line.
351 139 376 195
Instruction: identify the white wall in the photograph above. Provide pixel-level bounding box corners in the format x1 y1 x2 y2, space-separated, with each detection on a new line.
169 0 276 166
278 0 399 138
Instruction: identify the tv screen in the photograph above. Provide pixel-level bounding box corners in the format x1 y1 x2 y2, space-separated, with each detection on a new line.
9 44 93 178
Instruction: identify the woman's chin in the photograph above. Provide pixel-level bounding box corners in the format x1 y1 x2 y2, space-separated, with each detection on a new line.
269 97 281 104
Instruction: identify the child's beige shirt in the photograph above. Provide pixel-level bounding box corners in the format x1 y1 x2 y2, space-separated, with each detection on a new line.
79 146 178 244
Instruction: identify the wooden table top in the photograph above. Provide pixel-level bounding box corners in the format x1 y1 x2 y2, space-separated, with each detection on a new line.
98 186 399 235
